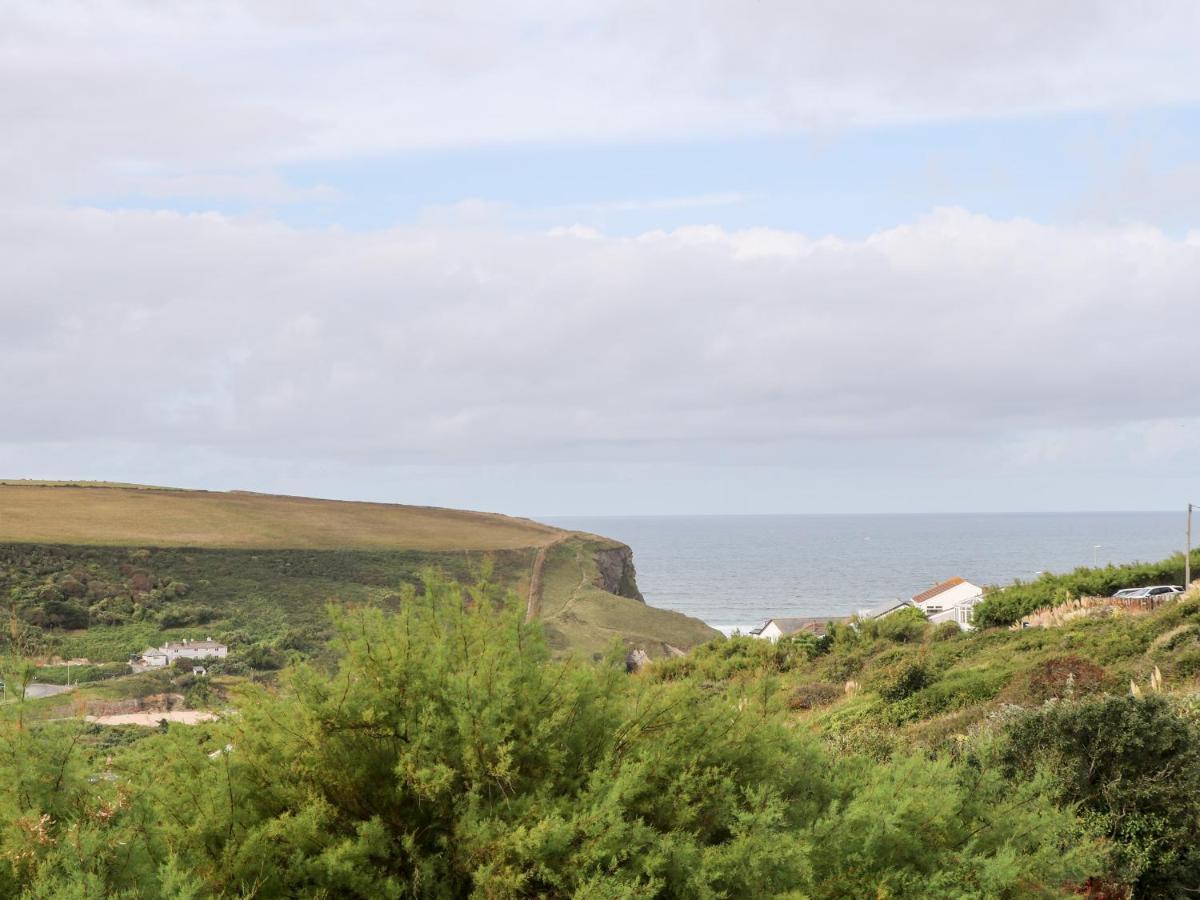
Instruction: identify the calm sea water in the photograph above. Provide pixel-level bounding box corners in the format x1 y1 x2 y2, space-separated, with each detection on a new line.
544 513 1187 631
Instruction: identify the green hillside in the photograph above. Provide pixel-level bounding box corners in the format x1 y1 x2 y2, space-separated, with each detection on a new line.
0 483 717 664
9 563 1200 897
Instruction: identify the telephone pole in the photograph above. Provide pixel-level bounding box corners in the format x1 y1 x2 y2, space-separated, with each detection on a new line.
1188 503 1195 588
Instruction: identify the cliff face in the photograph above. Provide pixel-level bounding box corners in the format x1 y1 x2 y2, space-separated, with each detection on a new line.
533 535 718 659
592 544 644 602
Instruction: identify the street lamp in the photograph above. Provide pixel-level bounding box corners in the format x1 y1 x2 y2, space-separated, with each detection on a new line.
1093 545 1102 568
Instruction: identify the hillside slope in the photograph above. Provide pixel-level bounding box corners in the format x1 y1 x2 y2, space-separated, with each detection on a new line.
0 482 560 550
655 576 1200 756
0 482 718 660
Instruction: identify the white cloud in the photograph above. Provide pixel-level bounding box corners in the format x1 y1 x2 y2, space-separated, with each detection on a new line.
4 1 1200 202
3 205 1199 469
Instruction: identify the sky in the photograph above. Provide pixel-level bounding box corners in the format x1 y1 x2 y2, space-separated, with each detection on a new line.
3 0 1200 515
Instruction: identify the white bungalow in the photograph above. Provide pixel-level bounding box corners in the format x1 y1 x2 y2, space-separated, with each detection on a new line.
139 648 169 668
749 617 834 642
911 578 983 630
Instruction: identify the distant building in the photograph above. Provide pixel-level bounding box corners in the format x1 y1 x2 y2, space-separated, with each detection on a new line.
138 638 227 668
749 617 837 641
140 649 169 668
858 598 918 620
911 578 983 630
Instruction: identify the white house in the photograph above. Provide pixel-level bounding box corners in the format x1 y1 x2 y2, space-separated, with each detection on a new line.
911 578 983 630
140 648 169 668
139 638 228 668
749 617 834 642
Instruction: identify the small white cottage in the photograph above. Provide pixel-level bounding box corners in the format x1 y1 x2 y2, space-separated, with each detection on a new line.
911 578 984 630
749 617 833 642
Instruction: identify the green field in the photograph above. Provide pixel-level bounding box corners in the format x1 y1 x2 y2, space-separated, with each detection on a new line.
0 482 562 550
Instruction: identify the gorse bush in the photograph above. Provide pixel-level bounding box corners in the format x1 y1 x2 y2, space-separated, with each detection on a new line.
1000 695 1200 896
877 660 932 702
857 605 930 643
651 630 825 681
0 571 1100 898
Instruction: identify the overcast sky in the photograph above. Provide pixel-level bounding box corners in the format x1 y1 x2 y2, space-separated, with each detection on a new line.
3 1 1200 515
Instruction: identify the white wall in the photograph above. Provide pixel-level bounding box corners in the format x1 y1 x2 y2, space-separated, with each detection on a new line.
916 581 983 612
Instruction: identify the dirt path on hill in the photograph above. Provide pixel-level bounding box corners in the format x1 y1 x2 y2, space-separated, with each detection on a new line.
525 534 572 623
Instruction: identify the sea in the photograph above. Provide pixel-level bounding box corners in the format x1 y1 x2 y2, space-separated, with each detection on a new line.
543 512 1188 634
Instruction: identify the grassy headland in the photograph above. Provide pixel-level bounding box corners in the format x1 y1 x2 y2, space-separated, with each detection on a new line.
0 481 561 550
0 482 717 665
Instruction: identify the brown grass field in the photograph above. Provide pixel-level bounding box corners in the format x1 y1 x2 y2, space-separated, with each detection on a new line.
0 482 564 550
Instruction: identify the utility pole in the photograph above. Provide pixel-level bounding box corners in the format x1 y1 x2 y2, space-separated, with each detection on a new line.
1188 503 1194 588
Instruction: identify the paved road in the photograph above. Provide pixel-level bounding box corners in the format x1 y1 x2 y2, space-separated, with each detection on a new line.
24 683 75 699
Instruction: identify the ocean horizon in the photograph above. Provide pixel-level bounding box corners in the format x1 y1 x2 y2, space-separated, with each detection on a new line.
545 512 1188 631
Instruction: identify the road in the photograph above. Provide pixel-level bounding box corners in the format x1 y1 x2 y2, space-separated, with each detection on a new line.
23 683 75 699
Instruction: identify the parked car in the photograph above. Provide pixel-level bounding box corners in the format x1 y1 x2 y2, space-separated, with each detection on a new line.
1113 587 1147 598
1112 585 1184 600
1151 585 1186 596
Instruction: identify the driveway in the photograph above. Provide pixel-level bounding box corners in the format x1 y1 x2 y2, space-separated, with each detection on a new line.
24 683 76 699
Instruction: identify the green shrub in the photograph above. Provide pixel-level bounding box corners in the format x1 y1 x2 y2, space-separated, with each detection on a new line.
931 621 962 641
242 643 285 671
157 605 219 628
860 606 929 644
883 666 1011 725
1001 695 1200 895
652 633 822 682
1173 650 1200 679
877 661 931 702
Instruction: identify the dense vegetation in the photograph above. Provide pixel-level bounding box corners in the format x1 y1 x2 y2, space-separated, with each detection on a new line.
0 543 535 668
8 568 1200 897
0 539 715 672
973 549 1199 627
0 571 1097 897
5 520 1200 896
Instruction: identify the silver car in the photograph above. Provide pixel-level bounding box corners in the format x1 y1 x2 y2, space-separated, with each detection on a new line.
1112 585 1183 599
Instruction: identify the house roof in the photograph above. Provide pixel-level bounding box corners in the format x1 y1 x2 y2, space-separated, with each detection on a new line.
860 598 916 620
763 617 837 638
162 640 226 651
912 577 969 605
